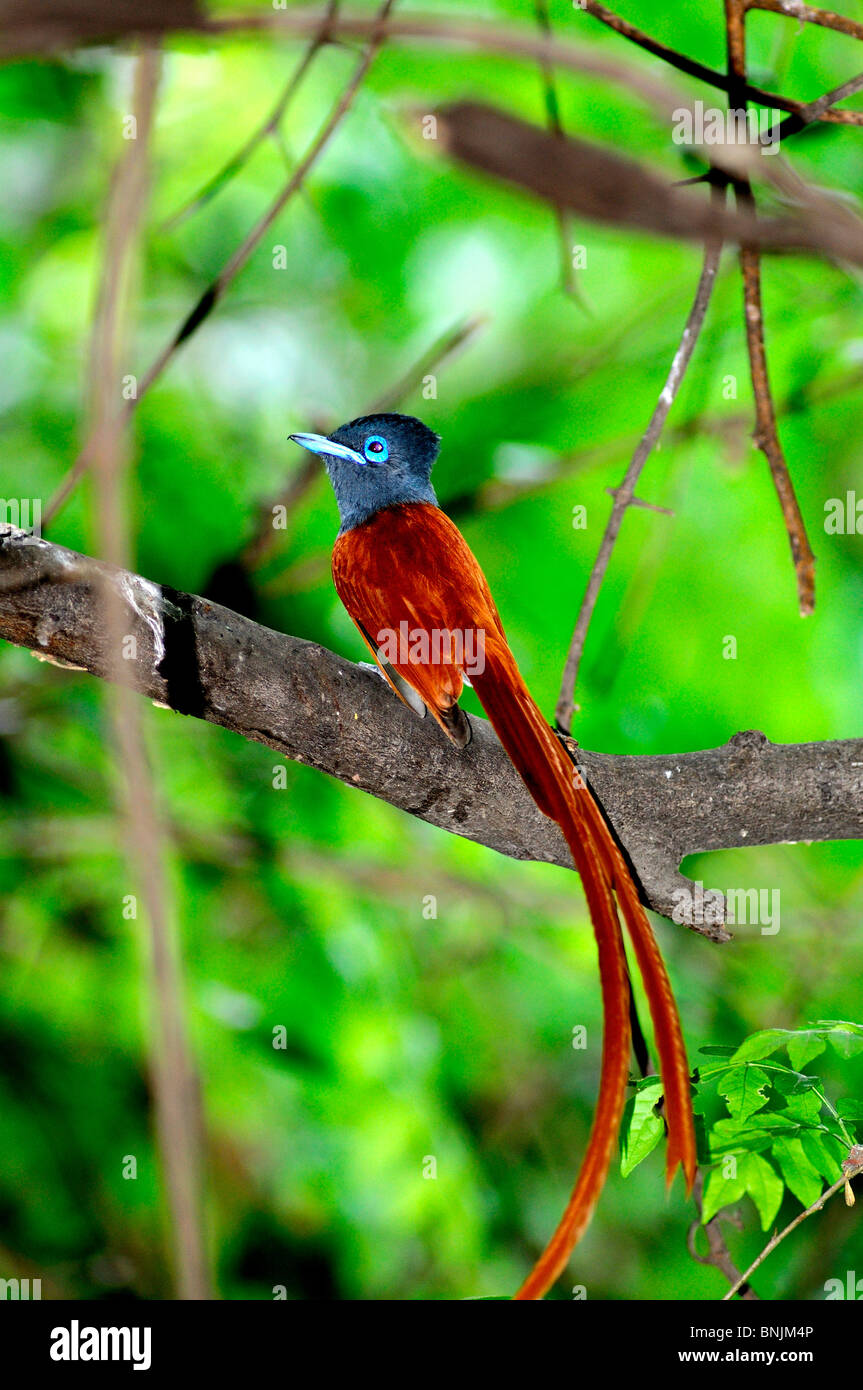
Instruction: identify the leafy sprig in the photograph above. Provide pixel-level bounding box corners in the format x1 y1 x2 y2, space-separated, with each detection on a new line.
621 1022 862 1231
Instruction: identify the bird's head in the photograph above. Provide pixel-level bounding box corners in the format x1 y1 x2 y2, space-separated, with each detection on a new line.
289 412 440 533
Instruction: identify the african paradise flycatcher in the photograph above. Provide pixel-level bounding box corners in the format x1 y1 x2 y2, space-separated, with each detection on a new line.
289 412 696 1299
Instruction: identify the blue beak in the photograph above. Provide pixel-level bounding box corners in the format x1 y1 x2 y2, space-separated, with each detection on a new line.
289 432 367 467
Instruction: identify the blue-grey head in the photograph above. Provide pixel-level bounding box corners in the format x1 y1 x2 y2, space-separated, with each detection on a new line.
289 413 440 533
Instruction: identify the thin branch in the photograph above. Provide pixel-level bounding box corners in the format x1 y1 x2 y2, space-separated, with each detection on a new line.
555 195 723 733
87 43 210 1301
4 529 863 938
158 0 340 235
239 8 863 126
365 316 484 416
605 488 674 516
682 68 863 184
725 0 816 617
533 0 584 306
774 69 863 138
41 0 396 529
739 248 816 614
688 1169 758 1298
40 6 863 532
748 0 863 44
722 1160 863 1301
10 5 863 129
579 0 863 125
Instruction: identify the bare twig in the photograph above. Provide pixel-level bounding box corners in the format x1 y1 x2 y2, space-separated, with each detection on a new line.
605 489 674 517
88 43 210 1301
725 0 816 617
10 4 863 130
555 194 723 732
688 1169 758 1298
748 0 863 44
365 315 484 416
722 1161 863 1301
532 0 583 306
683 68 863 181
775 70 863 138
42 0 396 528
159 0 340 234
579 0 863 125
240 8 863 126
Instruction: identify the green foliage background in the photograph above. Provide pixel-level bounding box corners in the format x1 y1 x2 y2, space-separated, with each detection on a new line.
1 0 863 1299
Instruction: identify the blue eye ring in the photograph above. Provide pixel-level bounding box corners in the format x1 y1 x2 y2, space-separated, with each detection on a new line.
363 434 388 463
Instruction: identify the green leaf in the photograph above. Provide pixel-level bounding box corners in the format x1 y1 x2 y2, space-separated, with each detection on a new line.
781 1091 824 1125
771 1137 824 1209
717 1064 771 1121
812 1021 863 1058
707 1120 773 1156
715 1112 799 1131
730 1030 793 1063
698 1045 736 1057
620 1079 665 1177
702 1163 746 1223
739 1152 785 1231
836 1099 863 1122
772 1068 818 1096
799 1130 842 1184
786 1032 827 1072
825 1131 855 1163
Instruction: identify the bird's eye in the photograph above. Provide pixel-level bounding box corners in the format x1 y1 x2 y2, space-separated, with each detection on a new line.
363 435 388 462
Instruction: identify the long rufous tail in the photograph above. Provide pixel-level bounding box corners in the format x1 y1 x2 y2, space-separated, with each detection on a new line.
470 630 696 1299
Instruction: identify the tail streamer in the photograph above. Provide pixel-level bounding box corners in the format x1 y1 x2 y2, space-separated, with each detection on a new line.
471 632 695 1299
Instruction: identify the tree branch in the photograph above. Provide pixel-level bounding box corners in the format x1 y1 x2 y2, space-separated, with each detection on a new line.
748 0 863 45
725 0 817 618
42 0 395 527
722 1156 863 1301
555 192 723 733
86 42 210 1301
3 527 862 943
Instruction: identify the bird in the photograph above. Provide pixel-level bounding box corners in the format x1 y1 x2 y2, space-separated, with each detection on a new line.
289 411 696 1298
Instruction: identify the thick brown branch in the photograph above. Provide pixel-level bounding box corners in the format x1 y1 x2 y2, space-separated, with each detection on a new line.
2 528 862 942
